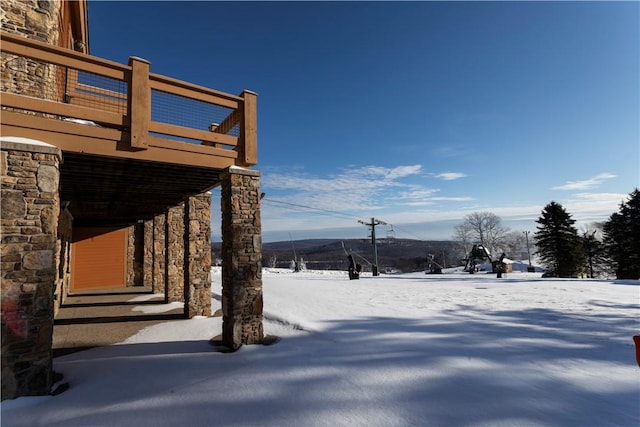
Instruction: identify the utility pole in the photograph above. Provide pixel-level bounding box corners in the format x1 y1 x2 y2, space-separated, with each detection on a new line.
358 217 387 276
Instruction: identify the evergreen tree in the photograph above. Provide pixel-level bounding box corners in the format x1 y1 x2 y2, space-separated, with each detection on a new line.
603 189 640 279
535 202 586 277
581 229 606 278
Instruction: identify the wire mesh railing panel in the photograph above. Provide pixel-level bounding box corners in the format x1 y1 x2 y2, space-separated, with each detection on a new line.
67 70 128 115
151 89 239 138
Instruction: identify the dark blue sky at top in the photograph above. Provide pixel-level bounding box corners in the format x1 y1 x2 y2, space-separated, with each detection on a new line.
87 1 638 168
87 1 639 240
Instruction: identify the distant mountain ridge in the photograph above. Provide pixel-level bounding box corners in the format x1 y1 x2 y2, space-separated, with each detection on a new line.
212 238 458 273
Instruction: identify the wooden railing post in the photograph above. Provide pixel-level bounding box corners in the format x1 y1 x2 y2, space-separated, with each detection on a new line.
238 90 257 166
128 56 151 149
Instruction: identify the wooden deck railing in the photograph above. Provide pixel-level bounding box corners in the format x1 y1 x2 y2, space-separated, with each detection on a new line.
0 31 257 167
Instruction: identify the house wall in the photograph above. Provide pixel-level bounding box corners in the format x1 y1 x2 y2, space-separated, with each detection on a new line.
70 227 128 291
1 0 62 45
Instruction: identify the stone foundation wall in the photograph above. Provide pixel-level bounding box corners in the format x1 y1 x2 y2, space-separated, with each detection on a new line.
1 140 61 400
221 168 263 349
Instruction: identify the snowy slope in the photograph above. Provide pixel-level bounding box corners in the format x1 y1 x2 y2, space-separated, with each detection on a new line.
1 268 638 427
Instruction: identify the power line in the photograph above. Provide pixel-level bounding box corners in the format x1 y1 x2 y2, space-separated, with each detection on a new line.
262 198 362 221
388 224 432 242
264 199 432 241
217 190 434 242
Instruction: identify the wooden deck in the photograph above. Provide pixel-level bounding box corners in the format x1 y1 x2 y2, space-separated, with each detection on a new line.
0 31 258 224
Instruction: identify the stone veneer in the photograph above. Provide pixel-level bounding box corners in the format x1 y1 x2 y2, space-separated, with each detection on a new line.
140 195 211 318
133 223 144 286
125 224 143 287
1 0 63 102
1 0 61 45
143 219 154 289
184 194 212 317
221 167 264 350
54 207 72 315
166 203 185 302
152 212 166 294
1 138 60 400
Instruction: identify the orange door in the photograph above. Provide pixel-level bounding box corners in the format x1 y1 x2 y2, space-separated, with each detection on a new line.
71 227 127 291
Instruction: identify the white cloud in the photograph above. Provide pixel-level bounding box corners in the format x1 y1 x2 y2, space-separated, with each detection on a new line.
251 166 627 241
260 167 409 216
385 165 423 179
430 196 475 202
552 173 616 191
435 172 467 181
562 192 628 220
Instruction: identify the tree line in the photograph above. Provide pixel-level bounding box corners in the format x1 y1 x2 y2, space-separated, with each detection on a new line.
452 189 639 279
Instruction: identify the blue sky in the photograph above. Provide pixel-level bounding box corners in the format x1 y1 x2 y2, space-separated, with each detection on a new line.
88 1 639 242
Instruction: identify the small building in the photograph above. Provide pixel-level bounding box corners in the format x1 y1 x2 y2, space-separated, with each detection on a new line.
492 258 514 274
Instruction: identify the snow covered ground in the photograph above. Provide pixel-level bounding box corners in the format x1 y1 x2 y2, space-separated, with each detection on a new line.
2 268 639 427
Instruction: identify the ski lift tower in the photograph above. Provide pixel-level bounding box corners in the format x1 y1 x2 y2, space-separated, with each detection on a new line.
358 217 387 276
386 226 396 240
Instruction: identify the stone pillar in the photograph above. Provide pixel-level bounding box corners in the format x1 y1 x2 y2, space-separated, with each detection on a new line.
1 138 61 400
133 223 144 286
143 219 153 287
54 208 73 315
126 225 135 286
152 212 166 295
221 168 263 350
166 203 185 303
184 193 212 318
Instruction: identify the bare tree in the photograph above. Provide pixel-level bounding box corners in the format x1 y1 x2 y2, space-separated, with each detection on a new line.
268 253 278 268
502 230 528 259
458 212 509 258
453 223 474 260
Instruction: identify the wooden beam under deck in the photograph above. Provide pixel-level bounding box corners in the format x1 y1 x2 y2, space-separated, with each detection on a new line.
1 110 237 169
